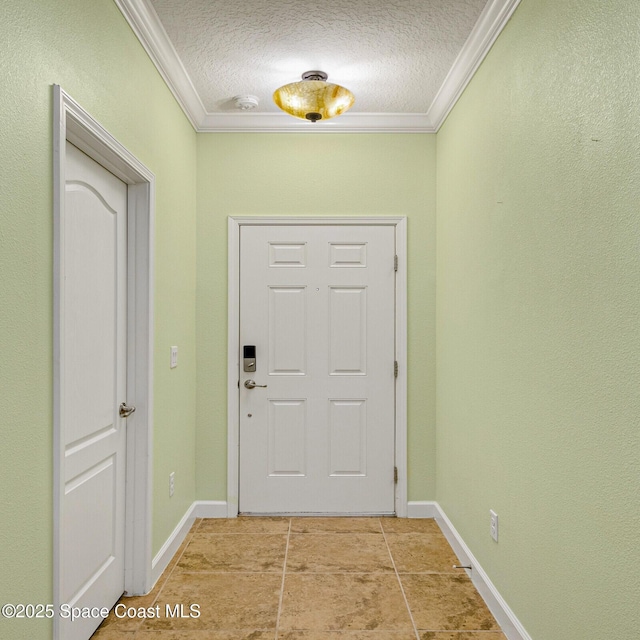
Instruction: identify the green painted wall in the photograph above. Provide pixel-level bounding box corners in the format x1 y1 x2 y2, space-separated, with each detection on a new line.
436 0 640 638
196 133 437 504
0 1 197 637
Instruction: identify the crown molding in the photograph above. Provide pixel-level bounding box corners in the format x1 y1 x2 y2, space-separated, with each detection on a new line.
115 0 521 133
113 0 206 128
427 0 523 129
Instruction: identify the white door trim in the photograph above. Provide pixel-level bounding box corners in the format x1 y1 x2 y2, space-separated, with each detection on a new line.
227 216 407 517
53 85 155 636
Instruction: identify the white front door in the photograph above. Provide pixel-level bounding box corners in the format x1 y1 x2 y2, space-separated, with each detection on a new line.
239 224 396 514
61 141 128 639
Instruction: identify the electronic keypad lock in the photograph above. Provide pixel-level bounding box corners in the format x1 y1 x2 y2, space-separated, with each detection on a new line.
243 345 256 372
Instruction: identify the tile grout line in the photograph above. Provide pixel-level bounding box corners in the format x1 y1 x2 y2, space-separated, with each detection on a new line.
379 519 421 640
274 518 292 640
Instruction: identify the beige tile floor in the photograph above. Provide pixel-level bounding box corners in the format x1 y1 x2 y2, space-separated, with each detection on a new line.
92 517 506 640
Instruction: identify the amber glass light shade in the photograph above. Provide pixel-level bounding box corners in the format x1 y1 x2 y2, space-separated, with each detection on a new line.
273 75 355 122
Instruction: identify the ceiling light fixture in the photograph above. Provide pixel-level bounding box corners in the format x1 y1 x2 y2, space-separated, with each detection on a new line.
273 71 355 122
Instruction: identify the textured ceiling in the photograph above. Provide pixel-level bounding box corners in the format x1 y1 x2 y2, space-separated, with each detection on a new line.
149 0 488 114
116 0 521 130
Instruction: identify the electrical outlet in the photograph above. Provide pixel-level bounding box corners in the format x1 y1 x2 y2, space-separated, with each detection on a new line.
169 472 175 497
490 509 499 542
170 346 178 368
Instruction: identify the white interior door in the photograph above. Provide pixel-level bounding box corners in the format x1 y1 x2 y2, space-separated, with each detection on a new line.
239 224 396 514
61 141 128 639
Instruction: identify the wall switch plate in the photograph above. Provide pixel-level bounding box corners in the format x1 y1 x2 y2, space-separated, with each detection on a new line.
490 509 499 542
169 472 175 497
170 346 178 368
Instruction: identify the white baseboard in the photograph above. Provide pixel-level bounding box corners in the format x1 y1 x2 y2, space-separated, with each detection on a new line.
407 500 440 518
432 504 532 640
192 500 228 518
150 500 228 587
151 504 197 586
406 501 530 640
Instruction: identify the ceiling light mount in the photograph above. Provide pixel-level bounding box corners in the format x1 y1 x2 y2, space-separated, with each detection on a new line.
273 70 354 123
301 70 328 82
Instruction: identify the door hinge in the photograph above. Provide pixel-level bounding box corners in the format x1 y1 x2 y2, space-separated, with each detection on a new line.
394 254 398 272
394 466 398 483
394 360 399 378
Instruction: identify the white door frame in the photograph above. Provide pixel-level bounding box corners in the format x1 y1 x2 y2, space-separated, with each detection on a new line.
227 216 407 517
53 85 155 635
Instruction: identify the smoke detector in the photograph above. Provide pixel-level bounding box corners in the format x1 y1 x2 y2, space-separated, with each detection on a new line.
234 95 259 111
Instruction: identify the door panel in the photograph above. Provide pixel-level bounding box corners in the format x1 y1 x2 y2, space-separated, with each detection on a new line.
61 141 127 639
329 286 367 375
239 225 395 514
268 399 307 475
268 286 307 375
329 399 367 476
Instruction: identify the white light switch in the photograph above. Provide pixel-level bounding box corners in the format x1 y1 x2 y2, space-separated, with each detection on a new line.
170 346 178 368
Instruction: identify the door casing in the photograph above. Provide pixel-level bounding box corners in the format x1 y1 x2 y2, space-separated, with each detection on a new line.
53 85 155 637
227 216 407 517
